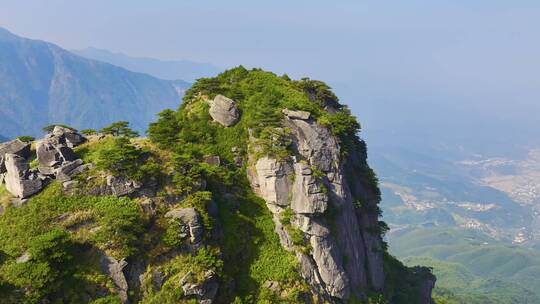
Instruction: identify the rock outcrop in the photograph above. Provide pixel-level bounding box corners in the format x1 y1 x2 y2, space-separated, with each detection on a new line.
0 139 31 173
0 127 88 199
99 254 129 303
249 110 389 301
4 154 45 198
208 95 240 127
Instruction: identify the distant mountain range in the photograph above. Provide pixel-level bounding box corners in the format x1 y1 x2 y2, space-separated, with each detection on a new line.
73 47 221 82
0 27 190 140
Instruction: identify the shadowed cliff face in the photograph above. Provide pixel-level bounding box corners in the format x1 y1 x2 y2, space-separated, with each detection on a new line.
0 27 189 139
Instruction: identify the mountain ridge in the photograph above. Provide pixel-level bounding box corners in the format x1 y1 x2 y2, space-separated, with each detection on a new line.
0 27 190 139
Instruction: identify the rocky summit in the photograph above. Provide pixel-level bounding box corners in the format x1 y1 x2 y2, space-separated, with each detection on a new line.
0 67 435 303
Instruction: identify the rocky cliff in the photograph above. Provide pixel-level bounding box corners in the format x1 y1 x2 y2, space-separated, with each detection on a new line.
0 67 434 303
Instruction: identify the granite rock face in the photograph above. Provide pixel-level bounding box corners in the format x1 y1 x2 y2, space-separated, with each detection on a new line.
248 111 389 302
208 95 240 127
0 139 31 173
4 154 44 198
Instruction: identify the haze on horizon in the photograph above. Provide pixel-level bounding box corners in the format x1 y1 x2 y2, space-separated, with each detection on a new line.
1 0 539 157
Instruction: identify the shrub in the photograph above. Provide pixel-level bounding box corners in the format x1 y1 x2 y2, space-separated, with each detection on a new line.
81 129 97 136
16 135 35 142
100 121 139 138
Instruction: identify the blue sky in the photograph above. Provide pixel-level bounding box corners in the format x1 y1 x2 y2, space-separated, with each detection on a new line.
1 0 539 155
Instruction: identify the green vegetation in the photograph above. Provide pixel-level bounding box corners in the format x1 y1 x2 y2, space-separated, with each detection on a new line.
0 182 144 302
81 129 97 136
390 227 540 303
16 135 35 142
100 121 139 138
77 136 160 182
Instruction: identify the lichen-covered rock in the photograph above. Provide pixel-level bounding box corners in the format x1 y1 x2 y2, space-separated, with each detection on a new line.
4 154 44 198
208 95 240 127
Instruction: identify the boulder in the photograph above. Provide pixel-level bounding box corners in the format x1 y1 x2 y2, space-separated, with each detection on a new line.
52 126 86 148
4 154 43 198
106 175 141 197
0 139 31 173
165 207 204 244
208 95 240 127
55 159 84 182
282 108 311 120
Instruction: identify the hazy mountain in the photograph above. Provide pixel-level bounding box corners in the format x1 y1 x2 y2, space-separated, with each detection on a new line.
73 47 221 82
0 27 190 139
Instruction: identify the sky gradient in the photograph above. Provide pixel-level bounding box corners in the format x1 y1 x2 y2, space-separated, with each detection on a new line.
1 0 539 156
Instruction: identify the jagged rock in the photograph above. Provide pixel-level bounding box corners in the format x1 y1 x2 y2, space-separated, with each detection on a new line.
180 270 219 304
208 95 240 127
0 139 31 173
282 108 311 120
99 254 129 303
63 180 79 193
106 175 141 197
4 154 44 198
52 126 86 148
165 207 204 245
55 159 84 181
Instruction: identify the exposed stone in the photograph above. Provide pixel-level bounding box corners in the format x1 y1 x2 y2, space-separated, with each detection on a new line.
63 180 79 193
0 139 31 173
55 159 84 182
106 175 141 197
16 252 31 264
282 108 311 120
52 126 86 148
208 95 240 127
140 198 156 216
252 157 293 210
99 254 129 303
165 207 204 245
4 154 43 198
290 162 328 214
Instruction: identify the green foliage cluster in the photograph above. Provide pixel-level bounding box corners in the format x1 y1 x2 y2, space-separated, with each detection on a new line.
392 227 540 304
16 135 35 142
78 136 159 182
81 129 97 136
100 121 139 138
0 182 144 302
